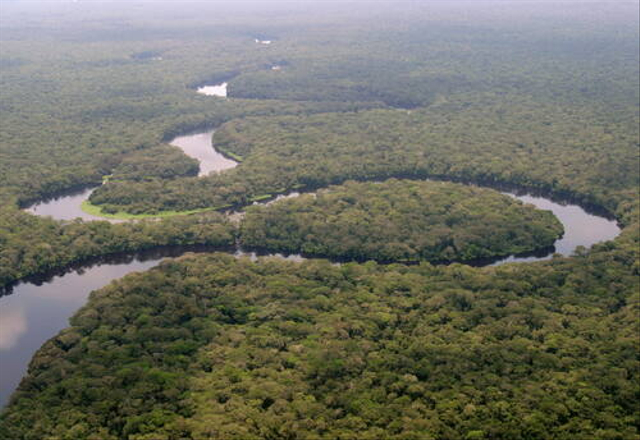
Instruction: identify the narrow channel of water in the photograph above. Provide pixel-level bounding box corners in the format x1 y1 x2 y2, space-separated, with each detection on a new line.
8 191 622 408
170 129 237 176
22 128 621 263
2 184 622 406
493 193 620 265
24 187 105 221
23 129 238 221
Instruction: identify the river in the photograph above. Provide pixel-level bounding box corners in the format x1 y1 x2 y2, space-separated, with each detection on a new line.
24 127 236 220
170 129 237 176
9 126 621 407
0 247 211 407
24 187 108 222
22 128 621 264
196 81 227 97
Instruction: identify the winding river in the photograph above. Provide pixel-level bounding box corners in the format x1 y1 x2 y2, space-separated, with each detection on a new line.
8 125 621 407
24 126 236 220
22 126 621 261
25 187 109 222
171 129 237 176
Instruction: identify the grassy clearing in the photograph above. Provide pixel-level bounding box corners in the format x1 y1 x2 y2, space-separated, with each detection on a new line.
81 200 231 220
248 194 272 203
216 147 244 162
80 177 307 220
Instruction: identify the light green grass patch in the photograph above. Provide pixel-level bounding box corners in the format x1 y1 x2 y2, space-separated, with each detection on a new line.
81 200 231 220
248 194 272 203
217 148 244 162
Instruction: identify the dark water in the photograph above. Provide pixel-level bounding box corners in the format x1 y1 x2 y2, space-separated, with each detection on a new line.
22 171 621 262
4 190 621 407
0 257 161 406
493 193 620 265
1 186 622 406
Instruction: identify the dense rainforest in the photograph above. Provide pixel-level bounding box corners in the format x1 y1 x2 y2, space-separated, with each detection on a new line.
0 212 235 289
0 1 638 439
87 99 639 218
240 180 564 263
1 251 638 439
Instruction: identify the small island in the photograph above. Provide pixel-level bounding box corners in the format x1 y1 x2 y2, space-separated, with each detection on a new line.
240 179 564 263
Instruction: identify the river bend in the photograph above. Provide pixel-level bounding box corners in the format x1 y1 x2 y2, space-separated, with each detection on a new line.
11 126 621 408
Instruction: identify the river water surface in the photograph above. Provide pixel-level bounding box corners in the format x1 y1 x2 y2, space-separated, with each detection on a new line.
170 129 237 176
491 193 620 265
25 187 106 221
24 128 237 220
0 249 193 407
10 127 622 408
196 81 227 97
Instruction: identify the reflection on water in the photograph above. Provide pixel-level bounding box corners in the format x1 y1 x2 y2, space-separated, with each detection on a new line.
6 184 623 407
0 306 27 351
0 246 225 408
495 193 621 265
23 129 239 221
234 248 305 262
0 257 162 407
23 179 621 265
24 187 103 221
169 129 238 176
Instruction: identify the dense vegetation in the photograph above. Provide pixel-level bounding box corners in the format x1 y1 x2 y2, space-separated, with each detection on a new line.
1 251 637 439
0 1 378 285
108 145 200 182
0 211 235 289
0 2 639 438
89 99 639 218
241 179 564 262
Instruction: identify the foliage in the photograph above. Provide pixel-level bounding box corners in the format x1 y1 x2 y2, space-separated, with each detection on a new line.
1 251 638 439
0 211 235 288
0 3 638 439
109 145 200 182
89 98 639 219
240 179 564 262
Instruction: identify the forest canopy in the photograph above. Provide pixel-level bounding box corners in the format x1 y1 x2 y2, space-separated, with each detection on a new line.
1 252 637 439
87 100 639 219
0 2 638 439
240 179 564 263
